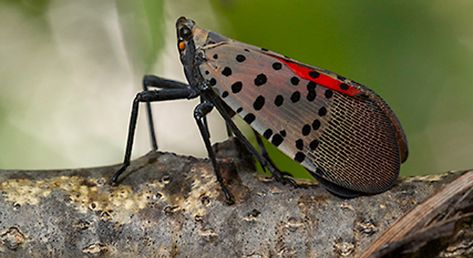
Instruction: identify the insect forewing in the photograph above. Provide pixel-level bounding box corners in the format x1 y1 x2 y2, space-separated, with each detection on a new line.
195 28 406 194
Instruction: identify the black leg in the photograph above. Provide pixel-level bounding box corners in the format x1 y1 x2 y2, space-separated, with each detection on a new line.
142 75 189 150
143 75 189 89
225 122 233 137
253 129 295 179
194 101 235 204
203 91 297 186
253 129 277 170
199 96 210 138
111 87 198 185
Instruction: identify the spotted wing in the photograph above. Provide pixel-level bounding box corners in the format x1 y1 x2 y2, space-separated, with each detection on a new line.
199 41 405 194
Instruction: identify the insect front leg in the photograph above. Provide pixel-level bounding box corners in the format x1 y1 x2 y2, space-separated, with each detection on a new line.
110 87 199 185
193 101 235 205
142 75 190 151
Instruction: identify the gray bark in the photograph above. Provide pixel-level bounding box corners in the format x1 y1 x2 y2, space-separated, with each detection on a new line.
0 139 471 257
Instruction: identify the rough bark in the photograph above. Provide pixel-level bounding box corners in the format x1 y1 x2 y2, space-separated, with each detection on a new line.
0 139 471 257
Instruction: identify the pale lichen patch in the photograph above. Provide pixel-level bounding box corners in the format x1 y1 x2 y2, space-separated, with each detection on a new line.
82 242 107 255
0 162 223 225
0 178 50 206
403 173 450 183
181 165 219 219
0 175 173 224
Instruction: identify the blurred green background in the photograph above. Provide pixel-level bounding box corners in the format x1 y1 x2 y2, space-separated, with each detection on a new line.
1 0 473 178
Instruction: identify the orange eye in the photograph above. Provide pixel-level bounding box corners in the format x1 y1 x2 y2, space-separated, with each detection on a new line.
178 41 186 51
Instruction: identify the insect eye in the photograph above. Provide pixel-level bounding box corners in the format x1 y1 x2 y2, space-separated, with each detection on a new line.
179 26 192 40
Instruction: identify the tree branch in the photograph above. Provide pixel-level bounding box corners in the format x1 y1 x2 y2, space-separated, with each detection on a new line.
0 139 471 257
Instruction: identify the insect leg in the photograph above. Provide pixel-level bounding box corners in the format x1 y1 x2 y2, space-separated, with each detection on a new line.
110 87 199 185
225 122 233 137
205 91 297 187
199 96 210 138
142 75 190 150
253 130 294 178
193 101 235 204
143 75 189 89
253 129 275 167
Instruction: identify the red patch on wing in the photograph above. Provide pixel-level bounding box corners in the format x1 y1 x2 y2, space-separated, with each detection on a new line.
272 56 361 97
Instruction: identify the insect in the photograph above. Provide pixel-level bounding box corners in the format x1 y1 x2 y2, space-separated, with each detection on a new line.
110 17 408 204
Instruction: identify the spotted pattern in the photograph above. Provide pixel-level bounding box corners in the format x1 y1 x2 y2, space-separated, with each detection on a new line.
231 81 243 93
254 74 267 86
312 119 321 130
198 41 403 195
263 129 273 139
274 95 284 106
209 78 217 86
272 62 282 70
279 130 287 137
200 43 334 165
309 71 320 78
340 83 349 90
307 82 316 91
302 124 311 136
222 67 232 76
309 139 319 150
271 134 284 146
290 91 301 103
243 113 255 124
325 89 333 99
294 152 306 163
295 139 304 150
253 95 265 111
236 54 246 62
319 107 327 116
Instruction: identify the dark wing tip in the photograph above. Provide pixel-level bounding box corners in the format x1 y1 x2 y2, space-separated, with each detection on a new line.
357 91 409 164
309 171 363 198
308 92 401 194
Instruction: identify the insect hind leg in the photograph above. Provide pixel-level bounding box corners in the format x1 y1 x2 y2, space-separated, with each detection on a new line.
253 130 294 180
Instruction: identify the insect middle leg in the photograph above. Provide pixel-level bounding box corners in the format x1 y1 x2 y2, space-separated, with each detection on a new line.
110 86 199 185
193 101 235 204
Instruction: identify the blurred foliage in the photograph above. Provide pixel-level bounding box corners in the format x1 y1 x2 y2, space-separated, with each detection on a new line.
1 0 473 178
116 0 164 73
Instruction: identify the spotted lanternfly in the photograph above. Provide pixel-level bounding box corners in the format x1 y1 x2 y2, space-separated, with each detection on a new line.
111 17 408 204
